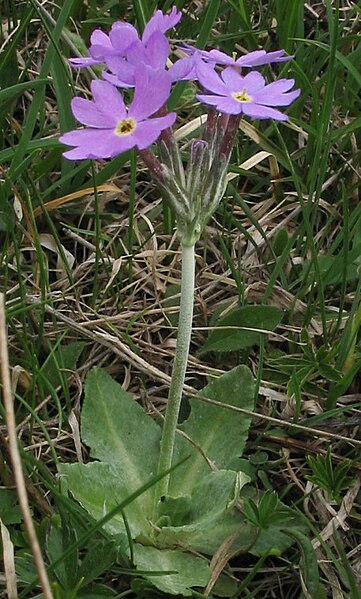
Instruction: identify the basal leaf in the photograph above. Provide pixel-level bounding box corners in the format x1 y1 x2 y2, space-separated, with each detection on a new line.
170 365 255 494
157 470 251 555
82 368 161 490
61 368 162 533
132 544 210 596
58 462 152 538
200 305 282 354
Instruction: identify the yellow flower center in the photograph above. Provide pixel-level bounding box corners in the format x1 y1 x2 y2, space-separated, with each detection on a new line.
115 118 136 136
232 89 252 103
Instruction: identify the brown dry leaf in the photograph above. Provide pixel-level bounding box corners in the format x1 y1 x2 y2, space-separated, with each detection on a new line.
227 151 272 181
104 257 124 293
203 529 240 596
175 114 207 140
32 184 121 217
1 518 17 599
39 233 75 279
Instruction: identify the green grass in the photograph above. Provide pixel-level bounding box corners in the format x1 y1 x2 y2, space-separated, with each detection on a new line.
0 0 360 597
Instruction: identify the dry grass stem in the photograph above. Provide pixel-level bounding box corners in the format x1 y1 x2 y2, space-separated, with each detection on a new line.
0 294 54 599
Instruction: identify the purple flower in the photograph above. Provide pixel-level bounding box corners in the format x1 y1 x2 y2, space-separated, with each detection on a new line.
102 30 170 87
196 62 300 120
181 43 292 68
142 6 182 43
59 65 176 160
69 6 181 72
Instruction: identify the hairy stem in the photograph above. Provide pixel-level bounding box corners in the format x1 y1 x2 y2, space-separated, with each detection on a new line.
155 243 195 504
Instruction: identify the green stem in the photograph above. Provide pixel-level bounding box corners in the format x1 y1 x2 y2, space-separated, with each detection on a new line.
156 243 195 503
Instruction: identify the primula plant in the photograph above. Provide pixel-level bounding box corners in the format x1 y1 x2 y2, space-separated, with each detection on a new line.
58 6 307 597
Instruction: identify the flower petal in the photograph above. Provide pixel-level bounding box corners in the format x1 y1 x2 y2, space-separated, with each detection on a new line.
253 88 300 107
242 103 288 121
88 30 113 60
126 39 148 65
129 64 171 120
90 79 127 119
196 94 242 114
71 97 116 127
145 31 169 69
131 113 176 149
196 94 224 107
196 61 229 95
108 135 137 156
104 55 124 75
261 78 296 95
206 49 235 64
69 57 102 68
102 70 134 88
109 22 138 54
142 6 182 44
169 56 197 82
236 49 292 67
240 71 266 93
220 67 245 89
60 129 118 159
90 29 112 48
214 97 244 114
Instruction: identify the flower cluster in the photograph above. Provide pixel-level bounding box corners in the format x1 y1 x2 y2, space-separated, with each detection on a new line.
60 7 300 244
60 6 300 160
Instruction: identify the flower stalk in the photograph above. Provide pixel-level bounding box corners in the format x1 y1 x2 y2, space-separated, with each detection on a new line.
155 242 195 504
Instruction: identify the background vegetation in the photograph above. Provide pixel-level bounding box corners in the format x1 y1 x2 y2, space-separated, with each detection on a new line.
0 0 360 597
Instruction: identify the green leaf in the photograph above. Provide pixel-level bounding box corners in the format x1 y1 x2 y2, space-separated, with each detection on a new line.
78 539 118 586
171 364 255 494
157 470 250 555
158 495 192 527
272 228 289 257
41 341 85 389
60 366 164 536
59 461 152 538
250 511 304 557
0 79 50 103
200 306 282 354
132 544 210 596
81 368 161 491
242 493 290 529
282 528 320 597
46 523 78 590
0 489 22 525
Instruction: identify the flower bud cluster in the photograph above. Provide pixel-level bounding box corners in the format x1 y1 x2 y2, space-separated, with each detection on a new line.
155 118 232 245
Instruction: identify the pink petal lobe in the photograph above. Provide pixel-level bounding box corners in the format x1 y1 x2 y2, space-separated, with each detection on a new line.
90 30 111 48
129 65 171 120
90 80 127 119
69 57 102 68
109 22 138 54
71 97 116 127
241 71 266 93
102 70 134 88
169 56 196 82
220 67 245 89
254 88 300 107
142 6 182 44
145 32 169 69
126 40 148 65
242 103 288 121
60 129 118 159
196 61 229 95
132 113 176 149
